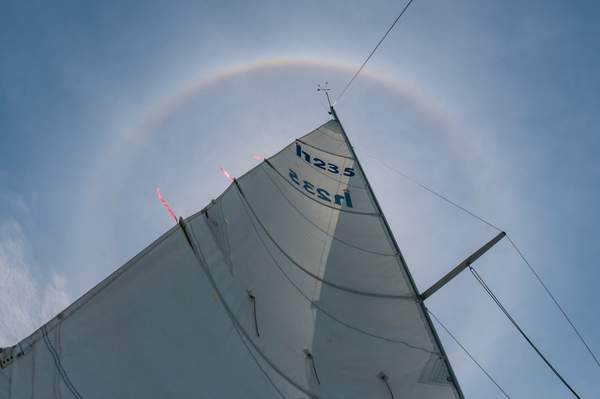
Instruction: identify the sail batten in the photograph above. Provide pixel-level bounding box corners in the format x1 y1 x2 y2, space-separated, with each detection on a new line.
1 115 463 399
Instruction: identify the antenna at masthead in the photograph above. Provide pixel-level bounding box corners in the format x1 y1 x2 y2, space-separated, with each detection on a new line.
317 82 333 112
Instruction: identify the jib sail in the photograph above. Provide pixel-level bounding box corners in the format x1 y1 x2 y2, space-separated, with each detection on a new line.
0 116 462 399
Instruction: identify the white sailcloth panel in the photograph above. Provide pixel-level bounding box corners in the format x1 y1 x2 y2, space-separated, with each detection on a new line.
190 119 461 398
1 119 461 399
0 367 8 399
2 227 289 399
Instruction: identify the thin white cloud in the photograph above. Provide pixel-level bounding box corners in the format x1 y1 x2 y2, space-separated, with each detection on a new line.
0 219 70 347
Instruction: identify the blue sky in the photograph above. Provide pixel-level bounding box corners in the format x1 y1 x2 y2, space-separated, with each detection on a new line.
1 0 599 397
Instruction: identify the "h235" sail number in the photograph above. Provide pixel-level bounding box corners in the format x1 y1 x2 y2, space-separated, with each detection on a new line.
288 168 353 208
296 143 355 177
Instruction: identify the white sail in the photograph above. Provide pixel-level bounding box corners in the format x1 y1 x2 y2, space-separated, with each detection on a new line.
0 119 462 398
0 368 8 398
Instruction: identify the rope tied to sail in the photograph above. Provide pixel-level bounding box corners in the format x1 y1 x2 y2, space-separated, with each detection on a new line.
377 371 395 399
303 349 321 385
247 289 260 337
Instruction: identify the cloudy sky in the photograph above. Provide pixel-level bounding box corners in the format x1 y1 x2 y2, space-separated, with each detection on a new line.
1 0 599 397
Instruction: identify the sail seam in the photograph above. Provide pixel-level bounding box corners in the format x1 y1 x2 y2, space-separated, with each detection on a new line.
264 160 379 216
260 166 397 257
30 345 35 398
234 324 286 399
234 187 436 352
7 364 11 399
235 180 412 299
13 222 186 355
179 219 323 399
198 230 285 399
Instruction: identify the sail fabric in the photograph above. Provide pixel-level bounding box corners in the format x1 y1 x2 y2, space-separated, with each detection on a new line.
0 119 461 398
0 367 8 399
1 227 289 398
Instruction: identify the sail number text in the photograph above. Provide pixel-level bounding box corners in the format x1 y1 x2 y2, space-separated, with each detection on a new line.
288 169 353 208
296 143 355 177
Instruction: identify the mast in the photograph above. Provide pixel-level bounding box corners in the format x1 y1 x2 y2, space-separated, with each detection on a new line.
328 105 465 398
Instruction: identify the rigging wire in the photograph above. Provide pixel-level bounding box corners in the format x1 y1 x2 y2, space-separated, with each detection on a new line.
328 0 598 370
505 235 600 370
427 308 511 399
366 154 600 371
469 266 582 398
366 155 502 232
334 0 415 105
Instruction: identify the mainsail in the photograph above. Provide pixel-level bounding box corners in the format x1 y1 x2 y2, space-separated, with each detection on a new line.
0 111 463 398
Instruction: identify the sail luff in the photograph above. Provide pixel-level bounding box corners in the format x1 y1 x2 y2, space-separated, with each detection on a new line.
328 105 466 399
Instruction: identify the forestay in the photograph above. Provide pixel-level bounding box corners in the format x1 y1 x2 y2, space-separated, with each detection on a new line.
0 119 462 399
